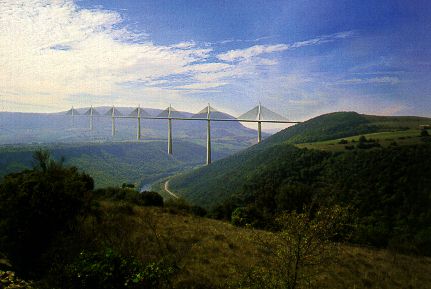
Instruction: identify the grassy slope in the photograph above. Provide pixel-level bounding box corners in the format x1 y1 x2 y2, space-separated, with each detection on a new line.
263 112 430 148
95 203 431 289
297 129 425 151
168 112 431 206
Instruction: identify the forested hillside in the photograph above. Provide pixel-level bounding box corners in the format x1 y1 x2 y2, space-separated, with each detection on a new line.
169 112 431 254
0 141 233 188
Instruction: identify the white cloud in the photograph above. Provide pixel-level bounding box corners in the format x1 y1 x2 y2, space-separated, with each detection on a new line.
217 44 289 62
0 0 358 117
336 76 400 85
0 0 214 111
217 31 354 62
175 82 227 90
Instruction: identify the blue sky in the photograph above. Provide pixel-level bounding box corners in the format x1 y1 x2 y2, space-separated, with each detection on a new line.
0 0 430 121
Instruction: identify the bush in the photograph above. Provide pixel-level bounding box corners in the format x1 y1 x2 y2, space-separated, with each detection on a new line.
231 206 262 228
338 139 348 144
0 270 34 289
0 150 94 277
94 188 163 207
62 248 175 289
140 191 164 207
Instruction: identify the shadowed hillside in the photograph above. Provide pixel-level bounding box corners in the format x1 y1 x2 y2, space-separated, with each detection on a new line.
168 112 431 255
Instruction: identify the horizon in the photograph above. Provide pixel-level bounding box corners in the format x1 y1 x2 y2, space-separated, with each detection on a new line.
1 0 431 123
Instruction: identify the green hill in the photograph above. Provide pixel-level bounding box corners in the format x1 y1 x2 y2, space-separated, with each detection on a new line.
168 112 431 254
0 140 236 189
169 112 431 206
261 111 430 148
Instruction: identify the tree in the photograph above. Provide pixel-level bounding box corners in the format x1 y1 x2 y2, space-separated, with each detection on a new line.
241 206 349 289
0 150 94 277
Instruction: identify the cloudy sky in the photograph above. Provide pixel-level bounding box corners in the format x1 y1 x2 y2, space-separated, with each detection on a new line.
1 0 430 121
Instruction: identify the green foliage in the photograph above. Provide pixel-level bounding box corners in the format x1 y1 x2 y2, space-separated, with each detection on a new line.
94 188 163 207
173 141 431 255
0 150 94 277
261 112 377 147
231 205 263 228
0 141 239 189
140 191 164 207
421 129 429 137
356 135 381 149
0 271 34 289
62 248 174 289
238 206 349 289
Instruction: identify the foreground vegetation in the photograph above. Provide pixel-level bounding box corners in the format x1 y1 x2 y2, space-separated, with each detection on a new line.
1 151 431 288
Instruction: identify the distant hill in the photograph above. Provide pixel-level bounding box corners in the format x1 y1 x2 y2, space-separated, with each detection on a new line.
260 111 430 148
0 140 235 189
0 107 264 145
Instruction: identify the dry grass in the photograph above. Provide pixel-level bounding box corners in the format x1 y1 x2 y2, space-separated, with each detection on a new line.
83 202 431 288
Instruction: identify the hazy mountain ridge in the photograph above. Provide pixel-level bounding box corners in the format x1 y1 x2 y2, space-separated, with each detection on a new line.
0 107 264 145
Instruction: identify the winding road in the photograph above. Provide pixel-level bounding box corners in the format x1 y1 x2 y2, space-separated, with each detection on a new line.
164 180 179 199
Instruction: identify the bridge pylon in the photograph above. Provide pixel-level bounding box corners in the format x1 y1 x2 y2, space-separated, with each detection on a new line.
238 103 288 143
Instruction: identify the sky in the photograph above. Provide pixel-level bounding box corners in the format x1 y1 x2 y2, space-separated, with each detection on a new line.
0 0 430 122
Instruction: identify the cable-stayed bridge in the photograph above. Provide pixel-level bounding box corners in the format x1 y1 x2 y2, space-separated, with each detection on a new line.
66 104 300 165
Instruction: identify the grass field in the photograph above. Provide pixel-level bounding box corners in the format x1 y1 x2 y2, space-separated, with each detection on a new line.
86 202 431 289
296 129 427 151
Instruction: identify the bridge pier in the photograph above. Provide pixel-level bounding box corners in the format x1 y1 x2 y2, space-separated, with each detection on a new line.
168 105 173 154
257 121 262 143
206 104 211 165
207 119 211 165
111 106 116 137
89 106 94 131
137 105 141 140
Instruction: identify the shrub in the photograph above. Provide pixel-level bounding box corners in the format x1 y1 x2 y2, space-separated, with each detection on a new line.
0 150 94 277
94 188 163 207
338 139 348 144
140 191 164 207
0 270 34 289
231 206 262 228
62 248 175 289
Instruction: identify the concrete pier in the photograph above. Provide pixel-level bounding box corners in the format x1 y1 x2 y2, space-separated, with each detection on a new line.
137 105 141 140
111 106 116 137
168 105 173 154
206 104 211 165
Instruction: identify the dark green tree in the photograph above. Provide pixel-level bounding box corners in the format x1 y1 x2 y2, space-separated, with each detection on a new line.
0 150 94 277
